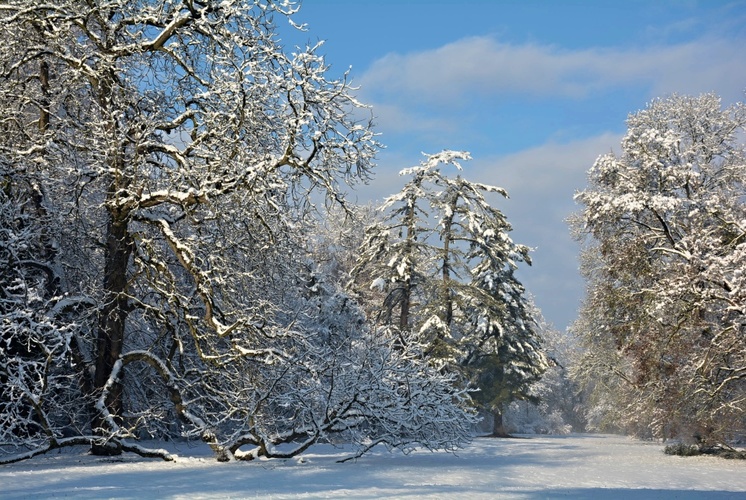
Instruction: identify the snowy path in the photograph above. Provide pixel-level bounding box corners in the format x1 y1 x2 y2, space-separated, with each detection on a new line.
1 434 745 499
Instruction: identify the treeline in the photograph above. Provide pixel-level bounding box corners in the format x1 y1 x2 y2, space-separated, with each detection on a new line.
2 0 742 465
0 0 548 463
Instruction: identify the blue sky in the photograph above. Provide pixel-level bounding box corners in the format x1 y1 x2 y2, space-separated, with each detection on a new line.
284 1 746 331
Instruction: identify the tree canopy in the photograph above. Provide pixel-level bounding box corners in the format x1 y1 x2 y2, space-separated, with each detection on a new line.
0 0 477 463
353 151 548 436
572 93 746 446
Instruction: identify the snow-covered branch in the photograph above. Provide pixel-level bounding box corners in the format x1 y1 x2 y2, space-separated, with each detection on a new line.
572 93 746 446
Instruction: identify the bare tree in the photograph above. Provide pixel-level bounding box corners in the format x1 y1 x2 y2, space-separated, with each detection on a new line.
0 1 477 463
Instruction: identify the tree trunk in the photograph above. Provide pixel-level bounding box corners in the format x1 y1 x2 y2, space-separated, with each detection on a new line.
91 213 132 455
399 284 410 332
39 59 49 133
491 408 510 437
440 194 457 327
399 203 416 332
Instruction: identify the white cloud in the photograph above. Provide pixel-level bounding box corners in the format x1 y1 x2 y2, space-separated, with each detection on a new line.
469 132 623 199
359 36 746 104
365 101 456 136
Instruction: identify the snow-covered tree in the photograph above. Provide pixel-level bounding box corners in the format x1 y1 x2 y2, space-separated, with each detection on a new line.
572 94 746 447
0 0 476 463
0 163 90 461
502 313 583 435
352 157 438 334
354 151 548 435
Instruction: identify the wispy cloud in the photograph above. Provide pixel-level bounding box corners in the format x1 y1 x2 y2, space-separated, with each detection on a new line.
359 36 746 104
471 132 624 198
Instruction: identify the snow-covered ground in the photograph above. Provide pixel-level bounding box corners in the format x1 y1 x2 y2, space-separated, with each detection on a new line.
2 434 745 499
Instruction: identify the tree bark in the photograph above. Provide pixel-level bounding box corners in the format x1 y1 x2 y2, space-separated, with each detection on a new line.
490 408 511 437
440 193 457 327
399 285 410 332
39 59 49 133
399 203 416 332
91 213 132 455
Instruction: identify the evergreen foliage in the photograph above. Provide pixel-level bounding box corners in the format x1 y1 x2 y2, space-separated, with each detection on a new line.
353 151 549 434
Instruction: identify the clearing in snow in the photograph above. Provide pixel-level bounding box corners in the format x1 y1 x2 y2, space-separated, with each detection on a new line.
1 434 745 499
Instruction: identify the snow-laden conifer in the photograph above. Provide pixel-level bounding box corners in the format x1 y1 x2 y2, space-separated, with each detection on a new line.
353 151 548 435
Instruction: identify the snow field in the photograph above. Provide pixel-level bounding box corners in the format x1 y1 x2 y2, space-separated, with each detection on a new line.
1 434 745 499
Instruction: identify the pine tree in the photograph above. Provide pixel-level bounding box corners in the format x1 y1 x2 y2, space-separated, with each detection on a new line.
354 151 548 432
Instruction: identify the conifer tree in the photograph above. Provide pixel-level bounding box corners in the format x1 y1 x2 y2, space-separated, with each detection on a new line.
354 151 548 433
